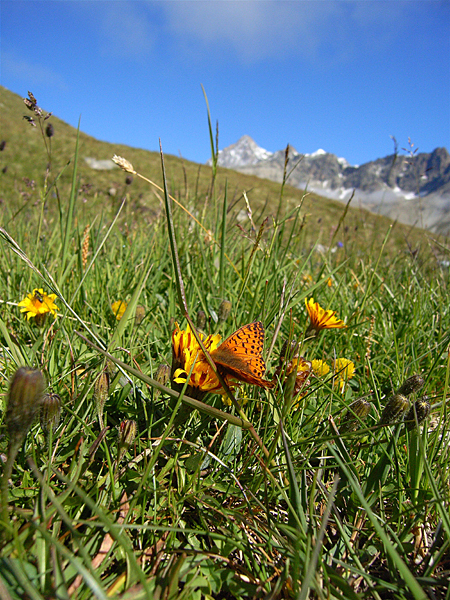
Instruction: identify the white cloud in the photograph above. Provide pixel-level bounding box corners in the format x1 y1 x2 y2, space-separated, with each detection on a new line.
1 52 68 90
160 0 414 63
98 2 156 59
162 1 335 61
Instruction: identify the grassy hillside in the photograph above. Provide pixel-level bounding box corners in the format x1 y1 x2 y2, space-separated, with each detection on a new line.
1 85 441 255
0 85 449 600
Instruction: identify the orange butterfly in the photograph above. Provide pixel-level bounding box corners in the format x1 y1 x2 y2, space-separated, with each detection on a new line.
210 321 274 389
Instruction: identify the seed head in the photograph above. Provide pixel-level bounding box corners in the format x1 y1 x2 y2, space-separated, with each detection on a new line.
396 374 424 397
82 224 90 270
23 115 36 127
112 155 136 174
45 123 54 138
405 397 431 431
379 394 410 427
23 94 37 111
340 397 371 433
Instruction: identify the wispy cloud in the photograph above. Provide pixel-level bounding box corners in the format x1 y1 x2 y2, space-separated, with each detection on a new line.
160 0 414 64
2 52 68 90
98 3 156 59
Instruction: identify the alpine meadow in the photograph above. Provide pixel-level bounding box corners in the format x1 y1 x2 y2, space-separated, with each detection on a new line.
0 86 449 600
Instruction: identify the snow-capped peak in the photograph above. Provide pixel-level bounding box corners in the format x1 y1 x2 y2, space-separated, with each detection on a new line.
213 135 273 169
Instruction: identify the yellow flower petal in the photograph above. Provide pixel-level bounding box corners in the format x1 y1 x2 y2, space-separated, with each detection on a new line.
171 323 231 394
18 289 59 320
111 300 127 320
305 298 345 333
311 359 330 377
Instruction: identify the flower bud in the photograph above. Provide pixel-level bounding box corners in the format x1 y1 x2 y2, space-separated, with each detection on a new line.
396 374 424 397
6 367 45 449
45 123 54 138
218 299 232 323
379 394 410 427
40 392 61 435
117 420 137 463
340 397 371 433
405 397 431 431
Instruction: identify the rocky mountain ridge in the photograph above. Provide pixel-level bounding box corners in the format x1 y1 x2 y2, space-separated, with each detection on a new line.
210 136 450 234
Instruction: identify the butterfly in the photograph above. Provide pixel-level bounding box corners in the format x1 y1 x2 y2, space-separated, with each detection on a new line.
210 321 274 389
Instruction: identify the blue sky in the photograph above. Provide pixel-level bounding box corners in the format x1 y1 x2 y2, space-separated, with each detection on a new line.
2 1 449 166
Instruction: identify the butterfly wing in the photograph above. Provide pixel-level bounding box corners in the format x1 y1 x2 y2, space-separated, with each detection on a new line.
211 321 274 388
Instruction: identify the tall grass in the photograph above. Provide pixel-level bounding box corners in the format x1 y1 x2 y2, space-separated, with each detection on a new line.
0 93 449 600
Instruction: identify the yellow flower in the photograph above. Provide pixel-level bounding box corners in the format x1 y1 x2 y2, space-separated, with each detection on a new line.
18 288 59 321
311 359 330 377
333 358 355 391
171 323 231 397
111 300 127 320
305 298 346 335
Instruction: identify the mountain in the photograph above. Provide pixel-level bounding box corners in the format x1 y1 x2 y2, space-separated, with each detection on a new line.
210 136 450 234
0 85 445 251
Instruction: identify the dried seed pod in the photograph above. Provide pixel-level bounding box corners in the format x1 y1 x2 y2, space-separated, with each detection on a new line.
340 397 371 433
94 371 109 425
396 374 424 397
117 420 137 463
379 394 410 427
40 392 61 435
6 367 45 449
405 396 431 431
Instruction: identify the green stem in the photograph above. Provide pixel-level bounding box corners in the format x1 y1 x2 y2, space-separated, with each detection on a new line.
0 441 21 540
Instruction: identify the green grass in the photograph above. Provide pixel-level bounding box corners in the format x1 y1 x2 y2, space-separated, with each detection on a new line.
0 87 449 600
